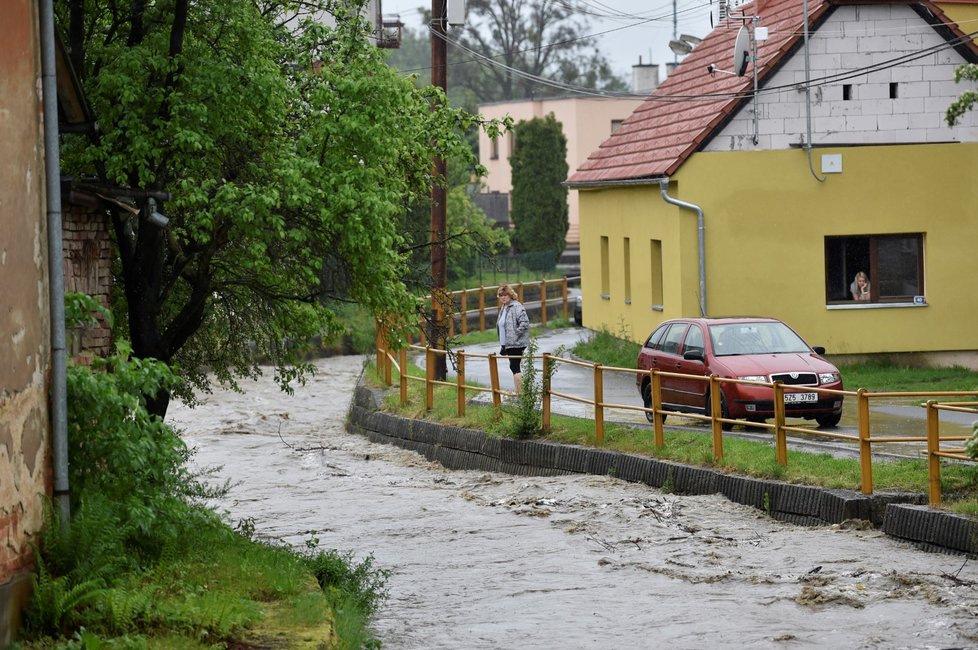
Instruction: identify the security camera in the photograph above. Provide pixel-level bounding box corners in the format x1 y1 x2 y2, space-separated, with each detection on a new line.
707 63 717 75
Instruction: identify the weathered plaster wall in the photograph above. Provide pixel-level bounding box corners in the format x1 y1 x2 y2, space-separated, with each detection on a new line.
0 0 53 640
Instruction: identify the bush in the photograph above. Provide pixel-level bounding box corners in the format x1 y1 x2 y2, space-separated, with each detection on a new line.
505 339 562 439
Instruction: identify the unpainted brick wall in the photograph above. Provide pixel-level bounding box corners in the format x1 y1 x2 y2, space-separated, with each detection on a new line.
63 204 113 360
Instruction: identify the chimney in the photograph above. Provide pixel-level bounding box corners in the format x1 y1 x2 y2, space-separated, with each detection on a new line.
632 58 659 95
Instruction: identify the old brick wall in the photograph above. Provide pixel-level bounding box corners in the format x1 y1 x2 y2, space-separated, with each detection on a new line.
0 0 53 642
63 204 113 360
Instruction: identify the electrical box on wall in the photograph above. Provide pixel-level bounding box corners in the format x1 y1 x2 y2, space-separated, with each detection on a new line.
821 154 843 174
447 0 466 26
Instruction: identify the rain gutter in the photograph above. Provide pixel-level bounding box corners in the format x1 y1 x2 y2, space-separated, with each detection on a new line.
659 178 707 317
39 0 71 523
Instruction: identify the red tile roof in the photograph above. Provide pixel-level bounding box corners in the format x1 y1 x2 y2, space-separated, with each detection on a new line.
567 0 978 185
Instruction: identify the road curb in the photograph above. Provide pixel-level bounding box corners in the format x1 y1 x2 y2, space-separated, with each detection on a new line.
347 383 976 556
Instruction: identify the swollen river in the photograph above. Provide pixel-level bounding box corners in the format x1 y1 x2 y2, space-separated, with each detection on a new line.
167 356 978 649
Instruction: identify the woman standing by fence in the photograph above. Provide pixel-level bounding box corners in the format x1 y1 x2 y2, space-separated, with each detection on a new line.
496 284 530 395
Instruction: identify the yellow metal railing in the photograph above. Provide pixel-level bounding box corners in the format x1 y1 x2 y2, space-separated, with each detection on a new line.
373 337 978 506
414 276 580 343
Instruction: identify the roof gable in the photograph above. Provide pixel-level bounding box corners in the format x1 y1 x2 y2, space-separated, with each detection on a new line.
568 0 978 185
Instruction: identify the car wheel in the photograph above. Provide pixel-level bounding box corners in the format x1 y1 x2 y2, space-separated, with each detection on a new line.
642 383 666 425
815 413 842 428
705 391 733 431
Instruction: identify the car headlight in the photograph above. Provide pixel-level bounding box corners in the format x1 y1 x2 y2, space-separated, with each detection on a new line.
737 375 768 383
819 372 840 385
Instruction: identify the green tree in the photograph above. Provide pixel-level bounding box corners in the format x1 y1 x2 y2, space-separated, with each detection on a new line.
510 114 569 267
946 63 978 126
398 154 510 287
58 0 503 415
454 0 627 102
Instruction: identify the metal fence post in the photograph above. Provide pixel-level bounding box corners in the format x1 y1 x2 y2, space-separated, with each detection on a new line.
542 353 552 432
651 370 664 448
489 352 501 409
773 382 787 465
479 286 486 332
926 400 941 507
399 347 407 405
460 289 468 335
540 279 547 326
594 364 605 445
857 388 872 494
425 347 434 411
710 375 723 462
457 351 466 417
375 324 384 381
561 277 568 319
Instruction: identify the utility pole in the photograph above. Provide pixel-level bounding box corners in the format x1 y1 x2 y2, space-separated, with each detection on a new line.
430 0 448 380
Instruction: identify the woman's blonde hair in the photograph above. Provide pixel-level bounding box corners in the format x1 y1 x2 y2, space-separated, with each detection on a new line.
854 271 869 282
497 284 517 299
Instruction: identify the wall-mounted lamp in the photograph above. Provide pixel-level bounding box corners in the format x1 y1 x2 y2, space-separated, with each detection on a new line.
146 197 169 228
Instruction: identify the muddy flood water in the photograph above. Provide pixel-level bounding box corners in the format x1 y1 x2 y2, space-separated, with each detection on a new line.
167 356 978 649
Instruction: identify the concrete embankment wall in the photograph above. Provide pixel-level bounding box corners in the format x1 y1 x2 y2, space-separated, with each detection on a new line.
347 384 978 557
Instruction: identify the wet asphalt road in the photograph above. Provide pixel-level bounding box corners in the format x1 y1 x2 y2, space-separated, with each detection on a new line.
420 327 976 460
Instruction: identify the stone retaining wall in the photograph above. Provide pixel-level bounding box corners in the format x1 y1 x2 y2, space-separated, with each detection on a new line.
347 384 978 556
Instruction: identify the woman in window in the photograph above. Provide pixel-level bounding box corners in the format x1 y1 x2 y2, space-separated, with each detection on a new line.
850 271 871 301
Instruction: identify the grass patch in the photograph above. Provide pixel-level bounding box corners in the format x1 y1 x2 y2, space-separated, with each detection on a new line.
837 361 978 393
15 517 367 649
572 326 641 370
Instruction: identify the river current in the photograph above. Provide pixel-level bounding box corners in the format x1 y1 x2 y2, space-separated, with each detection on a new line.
167 355 978 649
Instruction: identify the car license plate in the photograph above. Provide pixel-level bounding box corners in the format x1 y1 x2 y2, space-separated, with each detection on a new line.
784 392 817 403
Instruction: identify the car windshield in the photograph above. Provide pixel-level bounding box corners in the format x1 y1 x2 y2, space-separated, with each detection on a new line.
708 322 811 356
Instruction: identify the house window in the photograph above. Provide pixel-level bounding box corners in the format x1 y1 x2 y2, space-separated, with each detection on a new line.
650 239 663 309
600 236 610 298
490 136 499 160
611 119 624 133
623 237 631 304
507 131 515 157
824 234 924 304
889 82 899 99
843 84 852 101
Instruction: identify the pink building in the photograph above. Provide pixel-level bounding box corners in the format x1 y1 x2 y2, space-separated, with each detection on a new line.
477 95 646 246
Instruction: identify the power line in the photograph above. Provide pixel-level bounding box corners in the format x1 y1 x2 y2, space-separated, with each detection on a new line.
434 20 978 103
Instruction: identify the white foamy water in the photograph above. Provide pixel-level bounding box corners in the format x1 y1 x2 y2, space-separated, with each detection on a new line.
168 355 978 649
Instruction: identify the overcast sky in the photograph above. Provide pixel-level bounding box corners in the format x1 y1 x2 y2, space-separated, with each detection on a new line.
381 0 720 83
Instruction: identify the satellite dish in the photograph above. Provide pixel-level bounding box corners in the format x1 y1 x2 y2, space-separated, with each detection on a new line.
732 25 750 76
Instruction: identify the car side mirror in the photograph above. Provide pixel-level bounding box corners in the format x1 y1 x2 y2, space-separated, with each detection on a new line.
683 349 705 362
812 346 826 355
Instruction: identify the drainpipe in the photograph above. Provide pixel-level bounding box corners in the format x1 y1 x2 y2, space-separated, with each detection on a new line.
802 0 825 182
39 0 71 523
659 178 707 317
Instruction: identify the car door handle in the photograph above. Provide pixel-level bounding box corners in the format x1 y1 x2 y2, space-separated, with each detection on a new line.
675 363 682 369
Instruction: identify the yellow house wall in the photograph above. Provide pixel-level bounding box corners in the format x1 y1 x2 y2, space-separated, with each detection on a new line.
578 184 701 341
577 143 978 357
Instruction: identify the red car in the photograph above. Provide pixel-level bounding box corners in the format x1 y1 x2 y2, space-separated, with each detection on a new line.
636 317 844 430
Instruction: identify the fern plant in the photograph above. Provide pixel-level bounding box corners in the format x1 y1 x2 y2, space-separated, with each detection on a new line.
24 548 106 635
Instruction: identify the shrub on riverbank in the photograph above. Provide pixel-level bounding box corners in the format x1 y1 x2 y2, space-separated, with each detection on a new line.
14 294 385 648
